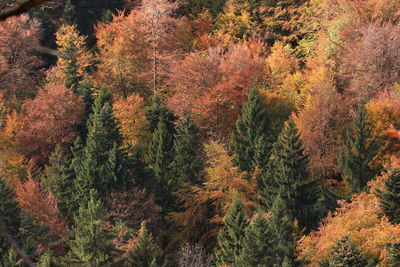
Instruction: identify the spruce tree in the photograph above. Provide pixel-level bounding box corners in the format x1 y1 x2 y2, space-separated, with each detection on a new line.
338 103 380 195
73 87 129 204
61 32 81 90
230 88 271 173
215 196 246 266
328 236 367 267
376 168 400 224
67 189 114 266
0 177 21 264
63 0 77 25
260 118 320 229
171 115 204 186
128 223 166 267
145 95 177 134
388 242 400 267
147 120 175 212
237 212 274 267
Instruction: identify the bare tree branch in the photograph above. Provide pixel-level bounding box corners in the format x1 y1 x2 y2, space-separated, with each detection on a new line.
0 0 48 21
0 216 36 267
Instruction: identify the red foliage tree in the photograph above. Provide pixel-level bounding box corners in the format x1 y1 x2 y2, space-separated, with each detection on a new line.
17 84 84 163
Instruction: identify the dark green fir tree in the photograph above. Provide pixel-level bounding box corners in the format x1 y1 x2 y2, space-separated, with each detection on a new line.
145 95 177 134
260 118 320 229
338 103 381 195
60 33 82 91
388 242 400 267
72 87 129 204
63 0 77 26
171 115 204 186
66 189 114 266
269 194 298 267
215 196 246 266
128 223 167 267
230 88 271 173
147 120 175 212
376 168 400 224
328 236 367 267
237 212 274 267
0 177 21 265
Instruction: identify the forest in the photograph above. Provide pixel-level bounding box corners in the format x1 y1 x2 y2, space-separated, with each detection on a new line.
1 0 400 266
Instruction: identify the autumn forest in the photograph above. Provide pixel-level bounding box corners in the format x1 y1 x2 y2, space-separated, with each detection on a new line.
1 0 400 266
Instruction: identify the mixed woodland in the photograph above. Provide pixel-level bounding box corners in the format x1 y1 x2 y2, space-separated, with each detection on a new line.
2 0 400 266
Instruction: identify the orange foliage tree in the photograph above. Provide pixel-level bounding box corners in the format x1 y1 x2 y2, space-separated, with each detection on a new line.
17 84 84 163
113 93 151 149
298 159 400 266
167 40 267 137
171 141 260 246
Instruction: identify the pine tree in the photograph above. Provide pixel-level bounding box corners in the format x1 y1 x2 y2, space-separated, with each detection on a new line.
237 212 274 266
145 95 177 134
328 236 367 267
67 189 114 266
128 223 166 267
171 115 204 186
388 242 400 267
61 32 81 90
147 120 175 212
230 88 272 173
215 196 246 266
338 103 381 195
0 177 21 264
376 168 400 224
260 118 320 229
63 0 77 26
73 87 129 204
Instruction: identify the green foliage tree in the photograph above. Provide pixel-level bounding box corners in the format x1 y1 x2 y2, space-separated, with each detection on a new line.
237 212 274 266
181 0 226 17
214 196 246 266
128 223 166 267
230 88 272 173
376 168 400 224
261 118 321 229
67 189 114 266
60 32 82 90
388 242 400 267
328 235 368 267
338 104 381 195
63 0 77 26
171 115 204 186
72 87 129 205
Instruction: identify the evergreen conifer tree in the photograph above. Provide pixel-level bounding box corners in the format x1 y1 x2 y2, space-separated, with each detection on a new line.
268 194 298 267
328 236 367 267
67 189 114 266
171 115 204 186
63 0 77 26
145 95 177 134
338 103 380 195
215 196 246 266
61 33 81 90
261 118 320 229
376 168 400 224
73 87 128 204
230 88 271 173
237 212 274 266
0 177 21 264
388 242 400 267
128 223 166 267
147 120 175 212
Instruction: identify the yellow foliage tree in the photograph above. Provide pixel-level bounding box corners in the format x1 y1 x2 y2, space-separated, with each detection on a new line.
171 141 260 245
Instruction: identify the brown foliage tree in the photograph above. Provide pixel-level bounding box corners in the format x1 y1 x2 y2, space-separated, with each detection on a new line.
0 15 43 103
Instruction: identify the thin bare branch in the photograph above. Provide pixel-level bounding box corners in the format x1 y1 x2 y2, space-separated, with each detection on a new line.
0 0 48 21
